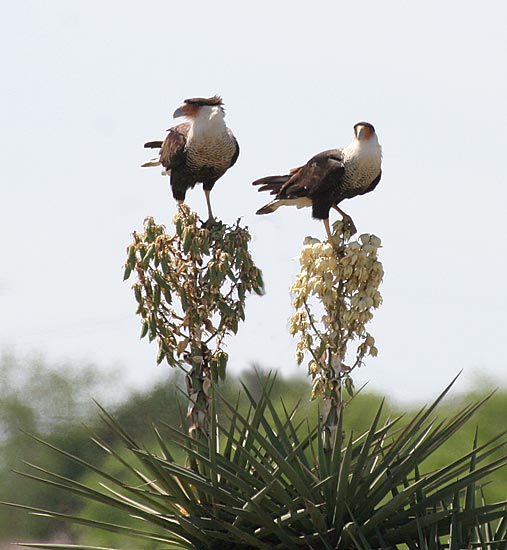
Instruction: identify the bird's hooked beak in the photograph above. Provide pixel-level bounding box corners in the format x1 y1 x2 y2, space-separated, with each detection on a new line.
355 123 375 141
173 102 200 119
173 106 186 119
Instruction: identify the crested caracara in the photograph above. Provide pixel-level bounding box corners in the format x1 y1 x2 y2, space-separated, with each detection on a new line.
143 95 239 221
253 122 382 240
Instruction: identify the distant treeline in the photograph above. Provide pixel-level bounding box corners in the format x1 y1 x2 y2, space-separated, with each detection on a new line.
0 353 505 544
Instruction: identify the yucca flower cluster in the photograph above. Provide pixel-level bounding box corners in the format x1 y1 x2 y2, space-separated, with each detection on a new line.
289 221 383 443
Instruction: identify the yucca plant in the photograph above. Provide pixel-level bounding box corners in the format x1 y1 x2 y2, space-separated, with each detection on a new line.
5 374 507 549
6 213 506 549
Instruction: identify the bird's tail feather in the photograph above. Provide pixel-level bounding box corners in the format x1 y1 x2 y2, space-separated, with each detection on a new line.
256 200 281 215
144 140 163 149
141 158 161 168
252 175 291 196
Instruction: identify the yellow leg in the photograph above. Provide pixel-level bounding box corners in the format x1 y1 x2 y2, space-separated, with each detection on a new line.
333 205 357 235
204 190 214 221
323 218 333 243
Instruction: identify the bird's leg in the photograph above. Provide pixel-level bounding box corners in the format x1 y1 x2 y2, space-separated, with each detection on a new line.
333 205 357 236
204 190 214 222
323 218 334 244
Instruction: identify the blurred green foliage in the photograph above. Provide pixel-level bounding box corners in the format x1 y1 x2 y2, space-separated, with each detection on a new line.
0 353 505 543
0 352 113 540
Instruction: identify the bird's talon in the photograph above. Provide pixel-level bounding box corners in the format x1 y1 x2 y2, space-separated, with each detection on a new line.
339 214 357 237
345 220 357 237
202 217 220 229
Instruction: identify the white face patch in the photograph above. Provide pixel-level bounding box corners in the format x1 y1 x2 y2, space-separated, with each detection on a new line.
196 105 223 123
189 106 227 141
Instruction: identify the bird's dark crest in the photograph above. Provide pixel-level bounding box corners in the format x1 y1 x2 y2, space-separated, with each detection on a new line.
184 95 223 107
354 121 375 133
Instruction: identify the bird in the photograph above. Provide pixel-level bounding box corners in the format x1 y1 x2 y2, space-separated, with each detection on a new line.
142 95 239 221
253 122 382 241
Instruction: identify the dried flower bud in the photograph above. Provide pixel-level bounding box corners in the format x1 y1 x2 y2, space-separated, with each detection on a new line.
125 209 264 379
303 236 321 246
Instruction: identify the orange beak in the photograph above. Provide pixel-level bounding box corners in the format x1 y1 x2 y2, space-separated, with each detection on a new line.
356 125 373 141
173 103 199 119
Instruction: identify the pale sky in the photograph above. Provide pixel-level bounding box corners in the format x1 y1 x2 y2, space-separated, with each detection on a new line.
1 0 506 403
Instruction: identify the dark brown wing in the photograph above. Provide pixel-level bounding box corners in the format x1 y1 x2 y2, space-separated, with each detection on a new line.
228 130 240 168
278 149 345 199
159 122 190 170
359 170 382 196
289 164 304 175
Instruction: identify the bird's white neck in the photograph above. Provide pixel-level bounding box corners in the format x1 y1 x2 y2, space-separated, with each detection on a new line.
343 135 382 163
188 107 228 142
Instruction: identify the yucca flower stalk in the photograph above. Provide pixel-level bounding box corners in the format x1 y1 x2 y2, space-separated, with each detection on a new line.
289 221 383 450
124 206 264 442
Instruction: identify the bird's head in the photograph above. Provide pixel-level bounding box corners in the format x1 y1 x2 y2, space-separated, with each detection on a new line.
354 122 376 142
173 95 225 121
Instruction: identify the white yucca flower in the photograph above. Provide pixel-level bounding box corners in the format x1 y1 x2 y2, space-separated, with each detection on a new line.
289 221 384 401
